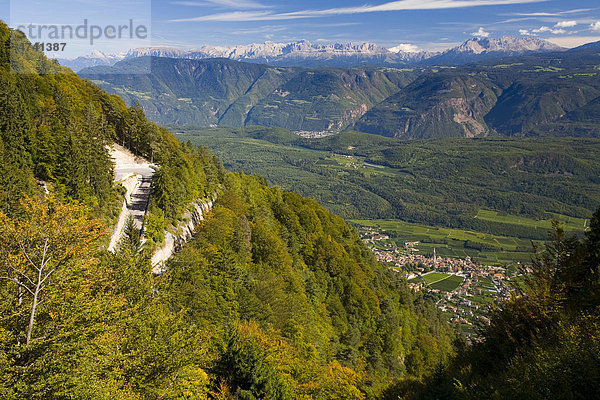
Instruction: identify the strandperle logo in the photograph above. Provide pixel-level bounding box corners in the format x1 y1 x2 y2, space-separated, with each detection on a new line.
14 19 148 45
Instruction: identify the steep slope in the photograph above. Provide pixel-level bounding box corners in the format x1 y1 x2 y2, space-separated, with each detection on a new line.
354 73 500 138
245 68 407 131
81 57 293 126
484 78 600 135
355 47 600 138
1 21 455 398
80 57 417 131
570 40 600 51
529 96 600 137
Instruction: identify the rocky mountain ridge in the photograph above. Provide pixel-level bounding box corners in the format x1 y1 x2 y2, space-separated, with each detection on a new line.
58 36 565 70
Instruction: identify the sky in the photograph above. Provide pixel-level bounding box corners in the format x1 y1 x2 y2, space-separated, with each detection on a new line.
1 0 600 58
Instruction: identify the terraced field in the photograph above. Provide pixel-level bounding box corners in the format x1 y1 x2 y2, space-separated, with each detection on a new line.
475 210 587 232
409 272 464 292
430 275 465 292
422 272 450 284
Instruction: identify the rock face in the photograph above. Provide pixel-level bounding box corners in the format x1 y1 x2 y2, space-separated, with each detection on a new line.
425 36 564 64
59 36 566 71
354 74 500 139
151 197 215 273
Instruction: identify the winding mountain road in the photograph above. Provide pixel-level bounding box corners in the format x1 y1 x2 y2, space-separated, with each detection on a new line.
107 144 155 252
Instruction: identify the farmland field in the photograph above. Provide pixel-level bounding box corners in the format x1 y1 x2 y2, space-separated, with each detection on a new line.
421 272 450 284
475 210 587 232
430 275 465 292
476 277 497 293
352 219 539 265
176 127 596 265
409 273 464 292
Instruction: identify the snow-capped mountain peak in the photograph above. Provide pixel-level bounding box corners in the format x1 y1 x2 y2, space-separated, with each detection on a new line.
452 36 563 55
57 36 567 72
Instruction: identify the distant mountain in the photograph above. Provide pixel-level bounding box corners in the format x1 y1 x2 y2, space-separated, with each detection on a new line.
59 40 414 70
570 40 600 51
424 36 564 65
56 50 124 71
80 56 417 129
78 41 600 138
354 47 600 139
125 46 188 58
388 45 440 62
58 36 565 71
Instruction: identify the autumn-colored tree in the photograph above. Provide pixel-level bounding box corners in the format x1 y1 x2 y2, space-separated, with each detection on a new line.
0 196 104 346
0 196 143 398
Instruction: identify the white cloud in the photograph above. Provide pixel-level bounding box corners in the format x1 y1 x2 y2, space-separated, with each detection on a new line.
591 21 600 32
172 0 270 8
471 27 490 37
554 20 577 28
519 29 533 36
532 26 566 34
389 43 420 53
170 0 548 22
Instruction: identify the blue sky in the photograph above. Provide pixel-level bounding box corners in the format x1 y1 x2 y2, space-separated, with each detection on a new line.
1 0 600 57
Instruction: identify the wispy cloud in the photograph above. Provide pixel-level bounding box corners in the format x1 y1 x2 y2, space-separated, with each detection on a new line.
508 8 594 17
592 21 600 33
170 0 548 22
471 27 490 37
172 11 283 22
171 0 270 9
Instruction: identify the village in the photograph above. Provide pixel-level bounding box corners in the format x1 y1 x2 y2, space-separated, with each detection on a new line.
293 130 336 138
358 226 526 334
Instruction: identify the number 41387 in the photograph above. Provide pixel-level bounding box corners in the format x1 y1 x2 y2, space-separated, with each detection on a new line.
33 42 67 52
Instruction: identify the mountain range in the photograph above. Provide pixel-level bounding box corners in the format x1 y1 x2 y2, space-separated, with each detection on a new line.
354 44 600 139
59 36 564 71
80 57 417 129
79 40 600 138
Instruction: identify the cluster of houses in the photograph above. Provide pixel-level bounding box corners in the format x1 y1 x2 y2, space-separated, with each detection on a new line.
293 130 335 138
357 226 522 331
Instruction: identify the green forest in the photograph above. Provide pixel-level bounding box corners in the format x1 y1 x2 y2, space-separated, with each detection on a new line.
1 21 599 399
0 22 453 399
175 126 599 239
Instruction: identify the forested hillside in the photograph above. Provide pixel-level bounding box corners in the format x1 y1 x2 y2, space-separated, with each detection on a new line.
79 57 418 130
355 46 600 138
77 45 600 140
0 21 456 398
390 210 600 399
